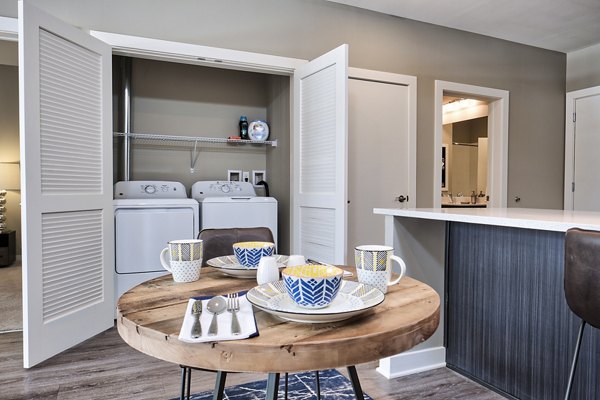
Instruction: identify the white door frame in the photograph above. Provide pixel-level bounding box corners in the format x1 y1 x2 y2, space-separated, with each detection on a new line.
90 30 307 75
564 85 600 210
348 68 417 207
433 80 509 208
0 16 18 41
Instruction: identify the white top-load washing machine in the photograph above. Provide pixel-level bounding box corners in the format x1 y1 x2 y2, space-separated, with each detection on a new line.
113 181 199 306
191 181 278 248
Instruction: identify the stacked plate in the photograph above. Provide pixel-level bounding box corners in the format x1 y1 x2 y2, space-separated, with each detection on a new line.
206 254 289 278
207 255 385 323
246 279 384 324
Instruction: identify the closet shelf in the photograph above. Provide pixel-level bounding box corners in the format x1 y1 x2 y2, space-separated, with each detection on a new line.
113 132 278 147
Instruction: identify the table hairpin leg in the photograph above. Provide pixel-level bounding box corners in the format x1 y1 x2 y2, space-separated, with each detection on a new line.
179 366 191 400
315 371 321 399
186 367 192 399
265 373 281 400
212 371 228 400
347 366 365 400
284 373 289 399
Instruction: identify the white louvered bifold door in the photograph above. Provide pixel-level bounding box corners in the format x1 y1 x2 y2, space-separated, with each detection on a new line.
19 1 113 368
292 45 348 264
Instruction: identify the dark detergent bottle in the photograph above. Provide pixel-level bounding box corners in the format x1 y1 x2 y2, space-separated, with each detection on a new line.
239 116 249 140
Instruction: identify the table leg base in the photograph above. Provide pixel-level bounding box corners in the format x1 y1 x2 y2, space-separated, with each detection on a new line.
179 366 363 400
212 370 227 400
266 373 281 400
347 366 365 400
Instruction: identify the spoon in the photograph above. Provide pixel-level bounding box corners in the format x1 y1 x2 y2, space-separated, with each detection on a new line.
206 296 227 336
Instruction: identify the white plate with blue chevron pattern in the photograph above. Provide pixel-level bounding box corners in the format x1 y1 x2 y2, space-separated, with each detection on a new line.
246 280 385 323
207 255 289 278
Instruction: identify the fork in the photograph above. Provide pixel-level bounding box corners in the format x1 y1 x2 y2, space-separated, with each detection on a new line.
227 293 241 335
191 300 202 338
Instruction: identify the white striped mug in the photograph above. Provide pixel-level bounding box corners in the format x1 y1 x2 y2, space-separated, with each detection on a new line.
354 245 406 294
160 239 203 283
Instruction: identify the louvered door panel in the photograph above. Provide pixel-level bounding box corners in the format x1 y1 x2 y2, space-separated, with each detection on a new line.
39 29 103 194
299 207 335 261
42 210 104 321
300 65 336 194
20 1 113 368
292 45 348 264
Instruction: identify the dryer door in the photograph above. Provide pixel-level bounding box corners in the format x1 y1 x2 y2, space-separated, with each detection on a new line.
115 207 196 273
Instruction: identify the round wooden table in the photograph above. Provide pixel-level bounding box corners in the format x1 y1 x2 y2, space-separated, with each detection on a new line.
117 267 440 399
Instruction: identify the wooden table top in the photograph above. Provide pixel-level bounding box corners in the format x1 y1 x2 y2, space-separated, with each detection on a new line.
117 267 440 373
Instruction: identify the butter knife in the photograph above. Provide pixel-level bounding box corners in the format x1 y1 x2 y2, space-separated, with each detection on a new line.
191 300 202 338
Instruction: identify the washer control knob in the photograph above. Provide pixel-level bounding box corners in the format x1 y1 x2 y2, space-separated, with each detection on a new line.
221 184 231 193
144 185 157 194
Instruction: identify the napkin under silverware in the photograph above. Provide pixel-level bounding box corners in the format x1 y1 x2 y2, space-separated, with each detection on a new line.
178 294 258 343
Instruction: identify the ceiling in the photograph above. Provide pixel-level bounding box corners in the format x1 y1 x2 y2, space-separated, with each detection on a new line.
326 0 600 53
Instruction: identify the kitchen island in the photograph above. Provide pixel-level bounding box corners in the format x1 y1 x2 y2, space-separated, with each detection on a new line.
373 208 600 400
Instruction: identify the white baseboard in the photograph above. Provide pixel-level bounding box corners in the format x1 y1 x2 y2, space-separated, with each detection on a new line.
376 346 446 379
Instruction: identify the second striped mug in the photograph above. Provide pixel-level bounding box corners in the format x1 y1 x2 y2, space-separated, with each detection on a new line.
354 245 406 294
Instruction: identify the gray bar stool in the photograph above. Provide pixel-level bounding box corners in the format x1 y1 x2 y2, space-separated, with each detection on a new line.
563 228 600 400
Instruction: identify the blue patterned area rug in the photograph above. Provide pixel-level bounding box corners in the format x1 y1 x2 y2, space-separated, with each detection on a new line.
177 369 373 400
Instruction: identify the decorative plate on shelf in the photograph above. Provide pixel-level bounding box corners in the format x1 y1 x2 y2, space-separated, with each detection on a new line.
246 280 384 323
206 254 288 278
248 120 269 141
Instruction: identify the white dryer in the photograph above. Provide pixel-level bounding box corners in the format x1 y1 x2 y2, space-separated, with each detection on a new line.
191 181 278 247
113 181 199 306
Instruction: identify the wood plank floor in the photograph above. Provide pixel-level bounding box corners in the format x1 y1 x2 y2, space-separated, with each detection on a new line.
0 328 505 399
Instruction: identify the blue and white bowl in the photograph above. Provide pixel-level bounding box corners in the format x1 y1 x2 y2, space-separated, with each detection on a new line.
233 241 275 268
282 264 344 309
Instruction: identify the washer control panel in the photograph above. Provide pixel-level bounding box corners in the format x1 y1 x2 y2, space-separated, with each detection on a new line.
191 181 256 200
114 181 188 199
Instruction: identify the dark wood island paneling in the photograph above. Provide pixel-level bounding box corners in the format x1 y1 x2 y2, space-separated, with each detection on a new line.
446 222 600 400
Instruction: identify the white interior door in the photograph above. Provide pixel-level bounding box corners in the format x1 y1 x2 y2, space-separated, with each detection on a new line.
292 44 348 264
346 73 415 263
572 92 600 211
19 1 113 368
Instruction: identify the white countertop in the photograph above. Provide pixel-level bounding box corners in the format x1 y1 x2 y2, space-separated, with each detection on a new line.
373 207 600 232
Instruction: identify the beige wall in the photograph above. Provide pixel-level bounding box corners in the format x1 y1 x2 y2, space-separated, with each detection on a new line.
117 58 270 192
266 75 291 254
0 60 21 255
567 43 600 92
0 40 17 66
1 0 567 210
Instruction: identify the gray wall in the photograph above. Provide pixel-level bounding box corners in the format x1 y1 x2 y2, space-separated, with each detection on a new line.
567 43 600 91
1 0 567 209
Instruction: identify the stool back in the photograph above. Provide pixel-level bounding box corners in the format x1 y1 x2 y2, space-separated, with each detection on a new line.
564 228 600 329
199 227 275 266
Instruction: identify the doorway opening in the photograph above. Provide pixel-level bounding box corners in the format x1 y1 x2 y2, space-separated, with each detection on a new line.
0 36 21 334
442 96 489 207
433 81 509 208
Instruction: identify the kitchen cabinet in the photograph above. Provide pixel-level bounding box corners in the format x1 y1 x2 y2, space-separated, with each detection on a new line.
447 223 600 400
374 208 600 399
